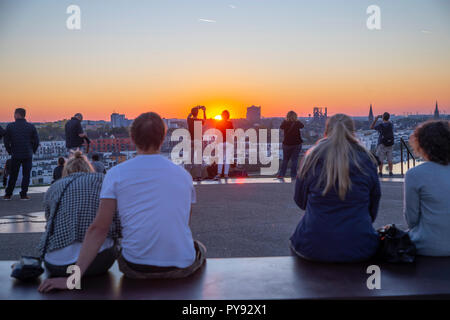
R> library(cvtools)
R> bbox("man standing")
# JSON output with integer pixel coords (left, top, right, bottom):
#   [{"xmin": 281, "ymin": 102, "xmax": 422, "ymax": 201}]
[
  {"xmin": 187, "ymin": 106, "xmax": 206, "ymax": 181},
  {"xmin": 3, "ymin": 108, "xmax": 40, "ymax": 200},
  {"xmin": 65, "ymin": 113, "xmax": 87, "ymax": 153},
  {"xmin": 371, "ymin": 112, "xmax": 394, "ymax": 177}
]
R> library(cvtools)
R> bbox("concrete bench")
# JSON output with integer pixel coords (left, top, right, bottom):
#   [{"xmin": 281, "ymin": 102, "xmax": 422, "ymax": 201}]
[{"xmin": 1, "ymin": 256, "xmax": 450, "ymax": 300}]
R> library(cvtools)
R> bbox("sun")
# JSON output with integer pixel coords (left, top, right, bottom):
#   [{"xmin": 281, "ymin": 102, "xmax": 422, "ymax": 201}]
[{"xmin": 214, "ymin": 115, "xmax": 222, "ymax": 120}]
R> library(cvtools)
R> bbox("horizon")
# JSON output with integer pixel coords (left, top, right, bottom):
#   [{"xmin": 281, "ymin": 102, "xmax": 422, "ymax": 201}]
[{"xmin": 1, "ymin": 0, "xmax": 449, "ymax": 122}]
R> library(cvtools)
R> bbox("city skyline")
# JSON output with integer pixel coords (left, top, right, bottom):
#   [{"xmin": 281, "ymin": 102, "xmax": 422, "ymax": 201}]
[{"xmin": 1, "ymin": 0, "xmax": 450, "ymax": 122}]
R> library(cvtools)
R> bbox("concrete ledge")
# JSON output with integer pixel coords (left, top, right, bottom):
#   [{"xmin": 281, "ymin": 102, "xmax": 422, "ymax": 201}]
[{"xmin": 2, "ymin": 256, "xmax": 450, "ymax": 300}]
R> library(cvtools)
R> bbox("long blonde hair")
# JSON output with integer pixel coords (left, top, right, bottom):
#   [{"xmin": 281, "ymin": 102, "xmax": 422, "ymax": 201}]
[
  {"xmin": 298, "ymin": 114, "xmax": 375, "ymax": 200},
  {"xmin": 62, "ymin": 151, "xmax": 94, "ymax": 177}
]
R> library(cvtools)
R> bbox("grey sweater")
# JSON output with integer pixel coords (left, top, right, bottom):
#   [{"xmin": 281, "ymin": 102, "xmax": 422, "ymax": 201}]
[{"xmin": 404, "ymin": 161, "xmax": 450, "ymax": 256}]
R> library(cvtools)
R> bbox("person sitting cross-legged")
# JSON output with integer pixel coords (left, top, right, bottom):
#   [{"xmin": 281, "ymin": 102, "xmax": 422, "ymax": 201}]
[
  {"xmin": 38, "ymin": 112, "xmax": 206, "ymax": 293},
  {"xmin": 290, "ymin": 114, "xmax": 381, "ymax": 263}
]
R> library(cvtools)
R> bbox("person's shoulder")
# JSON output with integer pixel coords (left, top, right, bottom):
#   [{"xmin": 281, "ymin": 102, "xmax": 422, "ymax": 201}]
[
  {"xmin": 405, "ymin": 162, "xmax": 431, "ymax": 180},
  {"xmin": 165, "ymin": 158, "xmax": 193, "ymax": 181}
]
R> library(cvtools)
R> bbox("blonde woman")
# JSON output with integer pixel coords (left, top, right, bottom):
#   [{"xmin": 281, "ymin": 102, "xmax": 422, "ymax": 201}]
[
  {"xmin": 290, "ymin": 114, "xmax": 380, "ymax": 262},
  {"xmin": 39, "ymin": 151, "xmax": 121, "ymax": 277},
  {"xmin": 278, "ymin": 111, "xmax": 304, "ymax": 179}
]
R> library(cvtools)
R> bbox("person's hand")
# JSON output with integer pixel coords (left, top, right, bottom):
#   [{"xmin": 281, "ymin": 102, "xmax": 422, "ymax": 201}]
[{"xmin": 38, "ymin": 277, "xmax": 69, "ymax": 293}]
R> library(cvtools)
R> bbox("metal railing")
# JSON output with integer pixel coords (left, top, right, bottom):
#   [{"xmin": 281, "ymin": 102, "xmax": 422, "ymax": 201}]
[{"xmin": 400, "ymin": 138, "xmax": 416, "ymax": 176}]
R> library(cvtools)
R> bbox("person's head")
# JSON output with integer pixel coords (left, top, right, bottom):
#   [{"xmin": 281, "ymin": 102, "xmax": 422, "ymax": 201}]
[
  {"xmin": 57, "ymin": 157, "xmax": 65, "ymax": 166},
  {"xmin": 92, "ymin": 153, "xmax": 100, "ymax": 162},
  {"xmin": 286, "ymin": 111, "xmax": 298, "ymax": 122},
  {"xmin": 221, "ymin": 110, "xmax": 230, "ymax": 121},
  {"xmin": 382, "ymin": 112, "xmax": 390, "ymax": 121},
  {"xmin": 410, "ymin": 120, "xmax": 450, "ymax": 165},
  {"xmin": 74, "ymin": 113, "xmax": 83, "ymax": 121},
  {"xmin": 62, "ymin": 151, "xmax": 94, "ymax": 177},
  {"xmin": 299, "ymin": 114, "xmax": 375, "ymax": 200},
  {"xmin": 191, "ymin": 107, "xmax": 199, "ymax": 118},
  {"xmin": 14, "ymin": 108, "xmax": 26, "ymax": 120},
  {"xmin": 130, "ymin": 112, "xmax": 167, "ymax": 153}
]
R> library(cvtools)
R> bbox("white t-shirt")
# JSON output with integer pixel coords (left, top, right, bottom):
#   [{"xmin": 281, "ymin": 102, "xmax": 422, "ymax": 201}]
[{"xmin": 100, "ymin": 154, "xmax": 196, "ymax": 268}]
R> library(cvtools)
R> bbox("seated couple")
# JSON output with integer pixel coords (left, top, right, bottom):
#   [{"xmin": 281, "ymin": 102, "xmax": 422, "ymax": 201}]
[
  {"xmin": 290, "ymin": 115, "xmax": 450, "ymax": 262},
  {"xmin": 38, "ymin": 113, "xmax": 206, "ymax": 293}
]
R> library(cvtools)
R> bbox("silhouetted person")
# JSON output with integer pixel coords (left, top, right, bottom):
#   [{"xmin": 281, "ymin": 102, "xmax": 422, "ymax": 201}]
[
  {"xmin": 65, "ymin": 113, "xmax": 87, "ymax": 153},
  {"xmin": 187, "ymin": 106, "xmax": 206, "ymax": 181},
  {"xmin": 3, "ymin": 108, "xmax": 40, "ymax": 200},
  {"xmin": 371, "ymin": 112, "xmax": 394, "ymax": 177},
  {"xmin": 52, "ymin": 157, "xmax": 65, "ymax": 183},
  {"xmin": 278, "ymin": 111, "xmax": 304, "ymax": 179},
  {"xmin": 0, "ymin": 126, "xmax": 5, "ymax": 140},
  {"xmin": 215, "ymin": 110, "xmax": 234, "ymax": 179},
  {"xmin": 91, "ymin": 153, "xmax": 106, "ymax": 174}
]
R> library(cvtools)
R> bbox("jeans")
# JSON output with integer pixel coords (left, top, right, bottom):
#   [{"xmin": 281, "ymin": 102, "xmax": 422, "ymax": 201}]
[
  {"xmin": 279, "ymin": 144, "xmax": 301, "ymax": 178},
  {"xmin": 5, "ymin": 157, "xmax": 33, "ymax": 197}
]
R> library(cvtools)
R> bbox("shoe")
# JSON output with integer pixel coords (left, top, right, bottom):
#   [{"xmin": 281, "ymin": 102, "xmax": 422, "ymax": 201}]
[
  {"xmin": 276, "ymin": 175, "xmax": 284, "ymax": 179},
  {"xmin": 378, "ymin": 172, "xmax": 383, "ymax": 177},
  {"xmin": 20, "ymin": 195, "xmax": 31, "ymax": 201},
  {"xmin": 2, "ymin": 195, "xmax": 12, "ymax": 201},
  {"xmin": 389, "ymin": 172, "xmax": 394, "ymax": 177},
  {"xmin": 214, "ymin": 175, "xmax": 221, "ymax": 180},
  {"xmin": 223, "ymin": 175, "xmax": 229, "ymax": 179}
]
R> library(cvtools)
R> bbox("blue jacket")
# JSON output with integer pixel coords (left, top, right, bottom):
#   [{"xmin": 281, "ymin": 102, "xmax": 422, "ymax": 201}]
[
  {"xmin": 290, "ymin": 149, "xmax": 381, "ymax": 262},
  {"xmin": 4, "ymin": 119, "xmax": 40, "ymax": 159}
]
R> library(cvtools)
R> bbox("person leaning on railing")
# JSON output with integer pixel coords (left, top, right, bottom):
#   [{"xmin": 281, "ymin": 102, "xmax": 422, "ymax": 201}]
[{"xmin": 404, "ymin": 120, "xmax": 450, "ymax": 257}]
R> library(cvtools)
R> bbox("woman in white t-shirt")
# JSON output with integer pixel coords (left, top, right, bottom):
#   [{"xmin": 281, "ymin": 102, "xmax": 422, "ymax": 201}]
[{"xmin": 39, "ymin": 112, "xmax": 206, "ymax": 292}]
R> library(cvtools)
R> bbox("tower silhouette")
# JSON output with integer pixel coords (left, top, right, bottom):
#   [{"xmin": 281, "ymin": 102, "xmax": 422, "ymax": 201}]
[
  {"xmin": 368, "ymin": 104, "xmax": 374, "ymax": 123},
  {"xmin": 434, "ymin": 101, "xmax": 440, "ymax": 119}
]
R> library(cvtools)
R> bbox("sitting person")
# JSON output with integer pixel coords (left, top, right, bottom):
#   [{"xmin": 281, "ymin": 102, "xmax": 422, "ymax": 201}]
[
  {"xmin": 91, "ymin": 153, "xmax": 106, "ymax": 174},
  {"xmin": 290, "ymin": 114, "xmax": 381, "ymax": 262},
  {"xmin": 404, "ymin": 120, "xmax": 450, "ymax": 256},
  {"xmin": 39, "ymin": 112, "xmax": 205, "ymax": 292},
  {"xmin": 52, "ymin": 157, "xmax": 65, "ymax": 183},
  {"xmin": 39, "ymin": 151, "xmax": 121, "ymax": 277}
]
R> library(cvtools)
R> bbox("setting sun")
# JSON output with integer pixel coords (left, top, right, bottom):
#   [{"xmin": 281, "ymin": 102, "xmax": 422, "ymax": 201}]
[{"xmin": 214, "ymin": 115, "xmax": 222, "ymax": 121}]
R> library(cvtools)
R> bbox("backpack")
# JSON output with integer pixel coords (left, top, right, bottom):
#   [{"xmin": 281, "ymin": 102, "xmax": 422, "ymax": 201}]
[{"xmin": 379, "ymin": 122, "xmax": 394, "ymax": 147}]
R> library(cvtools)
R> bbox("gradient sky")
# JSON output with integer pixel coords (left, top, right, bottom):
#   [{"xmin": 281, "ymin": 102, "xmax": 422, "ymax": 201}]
[{"xmin": 0, "ymin": 0, "xmax": 449, "ymax": 122}]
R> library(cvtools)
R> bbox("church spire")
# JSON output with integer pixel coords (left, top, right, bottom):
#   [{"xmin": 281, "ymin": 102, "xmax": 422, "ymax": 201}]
[
  {"xmin": 368, "ymin": 104, "xmax": 374, "ymax": 123},
  {"xmin": 434, "ymin": 101, "xmax": 440, "ymax": 119}
]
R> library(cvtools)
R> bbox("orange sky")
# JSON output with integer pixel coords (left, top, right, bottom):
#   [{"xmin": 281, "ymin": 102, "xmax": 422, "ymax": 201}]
[{"xmin": 0, "ymin": 1, "xmax": 449, "ymax": 122}]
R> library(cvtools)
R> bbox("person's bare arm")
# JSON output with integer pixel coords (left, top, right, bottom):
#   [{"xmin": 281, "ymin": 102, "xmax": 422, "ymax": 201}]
[
  {"xmin": 370, "ymin": 115, "xmax": 381, "ymax": 129},
  {"xmin": 38, "ymin": 199, "xmax": 116, "ymax": 293}
]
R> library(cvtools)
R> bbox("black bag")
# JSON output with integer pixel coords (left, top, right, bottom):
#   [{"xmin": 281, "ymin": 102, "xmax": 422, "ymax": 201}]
[
  {"xmin": 10, "ymin": 175, "xmax": 82, "ymax": 281},
  {"xmin": 380, "ymin": 123, "xmax": 394, "ymax": 147},
  {"xmin": 376, "ymin": 224, "xmax": 416, "ymax": 263}
]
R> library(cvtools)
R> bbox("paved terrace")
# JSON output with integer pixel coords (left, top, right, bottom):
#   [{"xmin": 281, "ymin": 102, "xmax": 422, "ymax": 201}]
[{"xmin": 0, "ymin": 178, "xmax": 405, "ymax": 261}]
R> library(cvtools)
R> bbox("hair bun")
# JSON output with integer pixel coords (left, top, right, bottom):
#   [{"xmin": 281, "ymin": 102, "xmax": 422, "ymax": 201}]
[{"xmin": 73, "ymin": 150, "xmax": 83, "ymax": 158}]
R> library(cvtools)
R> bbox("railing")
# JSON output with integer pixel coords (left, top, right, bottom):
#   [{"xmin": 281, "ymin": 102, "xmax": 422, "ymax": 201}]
[{"xmin": 400, "ymin": 138, "xmax": 416, "ymax": 176}]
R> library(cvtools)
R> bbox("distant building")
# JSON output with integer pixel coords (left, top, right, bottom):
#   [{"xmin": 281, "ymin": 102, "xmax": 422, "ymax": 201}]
[
  {"xmin": 111, "ymin": 113, "xmax": 133, "ymax": 128},
  {"xmin": 90, "ymin": 137, "xmax": 136, "ymax": 153},
  {"xmin": 434, "ymin": 101, "xmax": 440, "ymax": 119},
  {"xmin": 368, "ymin": 104, "xmax": 374, "ymax": 123},
  {"xmin": 246, "ymin": 105, "xmax": 261, "ymax": 124}
]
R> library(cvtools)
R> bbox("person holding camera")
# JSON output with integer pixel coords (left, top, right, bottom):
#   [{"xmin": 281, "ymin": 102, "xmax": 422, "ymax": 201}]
[
  {"xmin": 187, "ymin": 106, "xmax": 206, "ymax": 181},
  {"xmin": 371, "ymin": 112, "xmax": 394, "ymax": 177}
]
